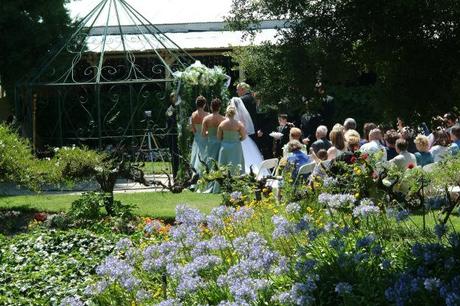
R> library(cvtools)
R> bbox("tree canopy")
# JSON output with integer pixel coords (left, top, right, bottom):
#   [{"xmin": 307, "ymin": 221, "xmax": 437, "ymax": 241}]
[
  {"xmin": 227, "ymin": 0, "xmax": 460, "ymax": 125},
  {"xmin": 0, "ymin": 0, "xmax": 72, "ymax": 107}
]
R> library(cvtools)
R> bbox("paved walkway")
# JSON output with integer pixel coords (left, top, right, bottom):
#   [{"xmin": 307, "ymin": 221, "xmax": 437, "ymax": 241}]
[{"xmin": 0, "ymin": 175, "xmax": 171, "ymax": 196}]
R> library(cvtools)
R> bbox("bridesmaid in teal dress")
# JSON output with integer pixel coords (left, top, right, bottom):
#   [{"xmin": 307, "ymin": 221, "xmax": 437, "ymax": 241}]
[
  {"xmin": 190, "ymin": 96, "xmax": 209, "ymax": 175},
  {"xmin": 217, "ymin": 105, "xmax": 247, "ymax": 176},
  {"xmin": 202, "ymin": 98, "xmax": 225, "ymax": 166},
  {"xmin": 201, "ymin": 98, "xmax": 225, "ymax": 193}
]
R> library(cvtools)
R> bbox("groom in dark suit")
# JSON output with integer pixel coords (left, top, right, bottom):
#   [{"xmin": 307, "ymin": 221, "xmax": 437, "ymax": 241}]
[{"xmin": 237, "ymin": 82, "xmax": 262, "ymax": 141}]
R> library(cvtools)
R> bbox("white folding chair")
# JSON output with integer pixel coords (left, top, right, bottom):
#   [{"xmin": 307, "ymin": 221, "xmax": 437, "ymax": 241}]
[
  {"xmin": 255, "ymin": 158, "xmax": 279, "ymax": 180},
  {"xmin": 294, "ymin": 162, "xmax": 316, "ymax": 185}
]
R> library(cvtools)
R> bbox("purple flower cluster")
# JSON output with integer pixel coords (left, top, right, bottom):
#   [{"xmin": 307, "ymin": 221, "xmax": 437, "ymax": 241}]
[
  {"xmin": 352, "ymin": 199, "xmax": 380, "ymax": 218},
  {"xmin": 424, "ymin": 277, "xmax": 441, "ymax": 291},
  {"xmin": 335, "ymin": 282, "xmax": 353, "ymax": 295},
  {"xmin": 206, "ymin": 206, "xmax": 235, "ymax": 232},
  {"xmin": 230, "ymin": 191, "xmax": 243, "ymax": 201},
  {"xmin": 84, "ymin": 280, "xmax": 108, "ymax": 296},
  {"xmin": 95, "ymin": 255, "xmax": 140, "ymax": 291},
  {"xmin": 285, "ymin": 202, "xmax": 301, "ymax": 214},
  {"xmin": 175, "ymin": 204, "xmax": 204, "ymax": 225},
  {"xmin": 318, "ymin": 193, "xmax": 356, "ymax": 209},
  {"xmin": 232, "ymin": 206, "xmax": 255, "ymax": 223},
  {"xmin": 272, "ymin": 215, "xmax": 298, "ymax": 239},
  {"xmin": 385, "ymin": 273, "xmax": 420, "ymax": 305},
  {"xmin": 274, "ymin": 278, "xmax": 317, "ymax": 305},
  {"xmin": 59, "ymin": 297, "xmax": 84, "ymax": 306},
  {"xmin": 142, "ymin": 241, "xmax": 179, "ymax": 272},
  {"xmin": 356, "ymin": 234, "xmax": 376, "ymax": 249},
  {"xmin": 218, "ymin": 232, "xmax": 278, "ymax": 303},
  {"xmin": 156, "ymin": 298, "xmax": 182, "ymax": 306},
  {"xmin": 114, "ymin": 238, "xmax": 133, "ymax": 252},
  {"xmin": 434, "ymin": 223, "xmax": 448, "ymax": 239}
]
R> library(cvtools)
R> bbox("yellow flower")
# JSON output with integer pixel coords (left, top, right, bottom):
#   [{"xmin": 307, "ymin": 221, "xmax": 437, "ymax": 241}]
[{"xmin": 354, "ymin": 192, "xmax": 360, "ymax": 198}]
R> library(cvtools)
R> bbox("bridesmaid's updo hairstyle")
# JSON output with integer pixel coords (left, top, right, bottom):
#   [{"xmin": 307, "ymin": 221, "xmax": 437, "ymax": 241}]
[
  {"xmin": 196, "ymin": 95, "xmax": 207, "ymax": 108},
  {"xmin": 226, "ymin": 105, "xmax": 236, "ymax": 118},
  {"xmin": 211, "ymin": 98, "xmax": 221, "ymax": 112}
]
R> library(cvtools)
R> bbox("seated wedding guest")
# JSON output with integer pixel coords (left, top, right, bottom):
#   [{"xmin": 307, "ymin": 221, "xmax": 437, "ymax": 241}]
[
  {"xmin": 343, "ymin": 118, "xmax": 357, "ymax": 132},
  {"xmin": 449, "ymin": 124, "xmax": 460, "ymax": 155},
  {"xmin": 327, "ymin": 127, "xmax": 346, "ymax": 160},
  {"xmin": 333, "ymin": 123, "xmax": 345, "ymax": 132},
  {"xmin": 316, "ymin": 149, "xmax": 328, "ymax": 161},
  {"xmin": 286, "ymin": 140, "xmax": 311, "ymax": 178},
  {"xmin": 400, "ymin": 126, "xmax": 417, "ymax": 153},
  {"xmin": 390, "ymin": 138, "xmax": 417, "ymax": 171},
  {"xmin": 282, "ymin": 127, "xmax": 307, "ymax": 157},
  {"xmin": 190, "ymin": 96, "xmax": 209, "ymax": 174},
  {"xmin": 309, "ymin": 148, "xmax": 330, "ymax": 178},
  {"xmin": 430, "ymin": 129, "xmax": 451, "ymax": 162},
  {"xmin": 344, "ymin": 129, "xmax": 361, "ymax": 152},
  {"xmin": 217, "ymin": 105, "xmax": 246, "ymax": 175},
  {"xmin": 310, "ymin": 125, "xmax": 331, "ymax": 154},
  {"xmin": 384, "ymin": 129, "xmax": 400, "ymax": 160},
  {"xmin": 360, "ymin": 122, "xmax": 377, "ymax": 146},
  {"xmin": 444, "ymin": 112, "xmax": 457, "ymax": 133},
  {"xmin": 360, "ymin": 128, "xmax": 387, "ymax": 161},
  {"xmin": 274, "ymin": 114, "xmax": 293, "ymax": 158},
  {"xmin": 414, "ymin": 134, "xmax": 434, "ymax": 167}
]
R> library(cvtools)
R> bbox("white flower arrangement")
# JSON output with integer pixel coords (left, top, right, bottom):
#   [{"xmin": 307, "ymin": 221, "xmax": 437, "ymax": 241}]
[{"xmin": 174, "ymin": 61, "xmax": 227, "ymax": 88}]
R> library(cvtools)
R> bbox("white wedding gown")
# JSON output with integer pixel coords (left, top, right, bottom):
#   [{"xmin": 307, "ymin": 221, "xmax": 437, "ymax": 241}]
[
  {"xmin": 229, "ymin": 97, "xmax": 265, "ymax": 175},
  {"xmin": 241, "ymin": 136, "xmax": 264, "ymax": 174}
]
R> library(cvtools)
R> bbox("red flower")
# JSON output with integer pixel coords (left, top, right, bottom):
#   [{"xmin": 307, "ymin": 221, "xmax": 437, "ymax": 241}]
[
  {"xmin": 361, "ymin": 153, "xmax": 369, "ymax": 160},
  {"xmin": 350, "ymin": 156, "xmax": 357, "ymax": 163},
  {"xmin": 407, "ymin": 163, "xmax": 415, "ymax": 169},
  {"xmin": 34, "ymin": 212, "xmax": 47, "ymax": 222}
]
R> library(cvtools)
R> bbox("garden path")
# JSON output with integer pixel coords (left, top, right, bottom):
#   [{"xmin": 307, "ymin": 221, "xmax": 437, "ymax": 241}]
[{"xmin": 0, "ymin": 174, "xmax": 170, "ymax": 196}]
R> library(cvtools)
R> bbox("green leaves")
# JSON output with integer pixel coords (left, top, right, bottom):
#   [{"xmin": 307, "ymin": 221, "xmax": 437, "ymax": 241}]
[
  {"xmin": 0, "ymin": 229, "xmax": 117, "ymax": 305},
  {"xmin": 227, "ymin": 0, "xmax": 460, "ymax": 122}
]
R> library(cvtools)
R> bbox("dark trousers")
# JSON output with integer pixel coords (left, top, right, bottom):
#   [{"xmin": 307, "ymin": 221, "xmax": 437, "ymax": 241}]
[{"xmin": 168, "ymin": 134, "xmax": 179, "ymax": 179}]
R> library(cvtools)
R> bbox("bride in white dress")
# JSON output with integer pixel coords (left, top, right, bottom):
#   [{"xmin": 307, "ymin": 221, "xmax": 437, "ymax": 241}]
[{"xmin": 229, "ymin": 97, "xmax": 265, "ymax": 174}]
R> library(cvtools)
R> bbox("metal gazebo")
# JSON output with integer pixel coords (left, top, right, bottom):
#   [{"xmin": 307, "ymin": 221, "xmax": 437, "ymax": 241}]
[{"xmin": 15, "ymin": 0, "xmax": 194, "ymax": 153}]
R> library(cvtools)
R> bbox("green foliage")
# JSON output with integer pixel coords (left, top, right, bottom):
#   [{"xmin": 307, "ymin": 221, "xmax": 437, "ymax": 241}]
[
  {"xmin": 228, "ymin": 0, "xmax": 460, "ymax": 123},
  {"xmin": 0, "ymin": 229, "xmax": 118, "ymax": 305},
  {"xmin": 53, "ymin": 146, "xmax": 107, "ymax": 183},
  {"xmin": 0, "ymin": 124, "xmax": 58, "ymax": 190},
  {"xmin": 68, "ymin": 191, "xmax": 135, "ymax": 225},
  {"xmin": 0, "ymin": 0, "xmax": 72, "ymax": 104}
]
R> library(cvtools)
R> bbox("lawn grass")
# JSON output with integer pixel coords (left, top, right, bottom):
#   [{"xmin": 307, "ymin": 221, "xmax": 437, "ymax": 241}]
[
  {"xmin": 411, "ymin": 213, "xmax": 460, "ymax": 231},
  {"xmin": 0, "ymin": 191, "xmax": 220, "ymax": 219},
  {"xmin": 141, "ymin": 162, "xmax": 171, "ymax": 174},
  {"xmin": 1, "ymin": 191, "xmax": 459, "ymax": 230}
]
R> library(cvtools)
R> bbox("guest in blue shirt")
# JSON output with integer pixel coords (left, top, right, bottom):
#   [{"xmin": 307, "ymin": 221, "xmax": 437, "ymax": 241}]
[
  {"xmin": 286, "ymin": 140, "xmax": 311, "ymax": 178},
  {"xmin": 414, "ymin": 134, "xmax": 434, "ymax": 167},
  {"xmin": 449, "ymin": 125, "xmax": 460, "ymax": 155}
]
